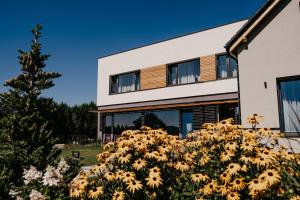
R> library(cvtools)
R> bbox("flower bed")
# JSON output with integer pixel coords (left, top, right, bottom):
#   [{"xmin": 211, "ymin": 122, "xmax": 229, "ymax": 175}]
[{"xmin": 69, "ymin": 116, "xmax": 300, "ymax": 200}]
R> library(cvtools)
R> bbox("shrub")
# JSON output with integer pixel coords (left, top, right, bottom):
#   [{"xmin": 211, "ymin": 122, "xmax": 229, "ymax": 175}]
[
  {"xmin": 10, "ymin": 157, "xmax": 81, "ymax": 200},
  {"xmin": 70, "ymin": 116, "xmax": 300, "ymax": 200}
]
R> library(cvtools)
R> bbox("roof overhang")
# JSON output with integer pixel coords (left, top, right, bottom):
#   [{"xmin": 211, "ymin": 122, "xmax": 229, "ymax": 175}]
[{"xmin": 226, "ymin": 0, "xmax": 283, "ymax": 54}]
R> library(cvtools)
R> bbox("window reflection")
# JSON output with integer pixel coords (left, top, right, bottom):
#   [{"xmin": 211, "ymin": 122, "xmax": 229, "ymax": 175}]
[
  {"xmin": 145, "ymin": 110, "xmax": 179, "ymax": 134},
  {"xmin": 114, "ymin": 112, "xmax": 142, "ymax": 135}
]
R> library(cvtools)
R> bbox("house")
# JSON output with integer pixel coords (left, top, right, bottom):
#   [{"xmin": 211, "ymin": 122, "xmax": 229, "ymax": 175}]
[
  {"xmin": 226, "ymin": 0, "xmax": 300, "ymax": 150},
  {"xmin": 97, "ymin": 20, "xmax": 246, "ymax": 142}
]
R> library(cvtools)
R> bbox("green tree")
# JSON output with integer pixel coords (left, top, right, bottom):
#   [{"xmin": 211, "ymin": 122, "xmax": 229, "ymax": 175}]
[{"xmin": 0, "ymin": 24, "xmax": 61, "ymax": 198}]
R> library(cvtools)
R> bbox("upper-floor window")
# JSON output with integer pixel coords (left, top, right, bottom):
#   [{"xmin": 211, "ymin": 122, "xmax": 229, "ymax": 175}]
[
  {"xmin": 217, "ymin": 54, "xmax": 237, "ymax": 79},
  {"xmin": 110, "ymin": 71, "xmax": 140, "ymax": 94},
  {"xmin": 168, "ymin": 59, "xmax": 200, "ymax": 86}
]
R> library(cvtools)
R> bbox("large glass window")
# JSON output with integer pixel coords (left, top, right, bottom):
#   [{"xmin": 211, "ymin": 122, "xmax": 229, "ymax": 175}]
[
  {"xmin": 113, "ymin": 112, "xmax": 142, "ymax": 135},
  {"xmin": 145, "ymin": 110, "xmax": 179, "ymax": 134},
  {"xmin": 110, "ymin": 71, "xmax": 140, "ymax": 94},
  {"xmin": 168, "ymin": 59, "xmax": 200, "ymax": 85},
  {"xmin": 279, "ymin": 78, "xmax": 300, "ymax": 133},
  {"xmin": 217, "ymin": 54, "xmax": 237, "ymax": 79}
]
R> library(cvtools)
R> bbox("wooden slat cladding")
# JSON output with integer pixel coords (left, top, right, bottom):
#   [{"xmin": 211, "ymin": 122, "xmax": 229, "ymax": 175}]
[
  {"xmin": 140, "ymin": 65, "xmax": 167, "ymax": 90},
  {"xmin": 200, "ymin": 55, "xmax": 217, "ymax": 81}
]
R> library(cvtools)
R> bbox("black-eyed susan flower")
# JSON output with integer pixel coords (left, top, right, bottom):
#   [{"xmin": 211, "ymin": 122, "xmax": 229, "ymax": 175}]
[
  {"xmin": 240, "ymin": 141, "xmax": 256, "ymax": 152},
  {"xmin": 104, "ymin": 172, "xmax": 116, "ymax": 181},
  {"xmin": 174, "ymin": 161, "xmax": 190, "ymax": 172},
  {"xmin": 231, "ymin": 178, "xmax": 246, "ymax": 191},
  {"xmin": 145, "ymin": 151, "xmax": 159, "ymax": 159},
  {"xmin": 70, "ymin": 187, "xmax": 82, "ymax": 198},
  {"xmin": 248, "ymin": 179, "xmax": 266, "ymax": 193},
  {"xmin": 220, "ymin": 171, "xmax": 231, "ymax": 183},
  {"xmin": 226, "ymin": 163, "xmax": 241, "ymax": 175},
  {"xmin": 220, "ymin": 151, "xmax": 234, "ymax": 162},
  {"xmin": 132, "ymin": 158, "xmax": 147, "ymax": 171},
  {"xmin": 226, "ymin": 192, "xmax": 240, "ymax": 200},
  {"xmin": 191, "ymin": 173, "xmax": 209, "ymax": 183},
  {"xmin": 200, "ymin": 155, "xmax": 210, "ymax": 166},
  {"xmin": 122, "ymin": 171, "xmax": 136, "ymax": 183},
  {"xmin": 126, "ymin": 180, "xmax": 143, "ymax": 193},
  {"xmin": 156, "ymin": 152, "xmax": 168, "ymax": 162},
  {"xmin": 88, "ymin": 186, "xmax": 104, "ymax": 199},
  {"xmin": 149, "ymin": 166, "xmax": 161, "ymax": 175},
  {"xmin": 260, "ymin": 169, "xmax": 280, "ymax": 185},
  {"xmin": 118, "ymin": 154, "xmax": 132, "ymax": 164},
  {"xmin": 112, "ymin": 191, "xmax": 125, "ymax": 200},
  {"xmin": 145, "ymin": 175, "xmax": 163, "ymax": 188},
  {"xmin": 200, "ymin": 180, "xmax": 218, "ymax": 196}
]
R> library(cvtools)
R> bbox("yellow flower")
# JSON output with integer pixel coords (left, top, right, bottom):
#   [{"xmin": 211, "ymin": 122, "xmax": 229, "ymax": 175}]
[
  {"xmin": 260, "ymin": 169, "xmax": 280, "ymax": 185},
  {"xmin": 218, "ymin": 185, "xmax": 230, "ymax": 196},
  {"xmin": 156, "ymin": 152, "xmax": 168, "ymax": 162},
  {"xmin": 158, "ymin": 145, "xmax": 171, "ymax": 153},
  {"xmin": 200, "ymin": 155, "xmax": 210, "ymax": 166},
  {"xmin": 134, "ymin": 142, "xmax": 147, "ymax": 152},
  {"xmin": 88, "ymin": 186, "xmax": 104, "ymax": 199},
  {"xmin": 248, "ymin": 179, "xmax": 266, "ymax": 193},
  {"xmin": 220, "ymin": 151, "xmax": 234, "ymax": 162},
  {"xmin": 247, "ymin": 114, "xmax": 263, "ymax": 125},
  {"xmin": 258, "ymin": 128, "xmax": 272, "ymax": 136},
  {"xmin": 145, "ymin": 174, "xmax": 163, "ymax": 188},
  {"xmin": 70, "ymin": 187, "xmax": 83, "ymax": 198},
  {"xmin": 200, "ymin": 180, "xmax": 218, "ymax": 196},
  {"xmin": 145, "ymin": 151, "xmax": 159, "ymax": 159},
  {"xmin": 220, "ymin": 172, "xmax": 231, "ymax": 183},
  {"xmin": 253, "ymin": 156, "xmax": 273, "ymax": 167},
  {"xmin": 112, "ymin": 191, "xmax": 125, "ymax": 200},
  {"xmin": 132, "ymin": 158, "xmax": 147, "ymax": 171},
  {"xmin": 126, "ymin": 180, "xmax": 143, "ymax": 193},
  {"xmin": 226, "ymin": 192, "xmax": 240, "ymax": 200},
  {"xmin": 231, "ymin": 178, "xmax": 246, "ymax": 191},
  {"xmin": 122, "ymin": 171, "xmax": 136, "ymax": 183},
  {"xmin": 149, "ymin": 166, "xmax": 161, "ymax": 175},
  {"xmin": 290, "ymin": 196, "xmax": 300, "ymax": 200},
  {"xmin": 226, "ymin": 163, "xmax": 241, "ymax": 175},
  {"xmin": 191, "ymin": 173, "xmax": 209, "ymax": 183},
  {"xmin": 118, "ymin": 154, "xmax": 132, "ymax": 164},
  {"xmin": 240, "ymin": 141, "xmax": 256, "ymax": 152},
  {"xmin": 104, "ymin": 172, "xmax": 116, "ymax": 181},
  {"xmin": 225, "ymin": 142, "xmax": 238, "ymax": 152},
  {"xmin": 115, "ymin": 169, "xmax": 125, "ymax": 180},
  {"xmin": 174, "ymin": 161, "xmax": 190, "ymax": 172},
  {"xmin": 240, "ymin": 154, "xmax": 252, "ymax": 163}
]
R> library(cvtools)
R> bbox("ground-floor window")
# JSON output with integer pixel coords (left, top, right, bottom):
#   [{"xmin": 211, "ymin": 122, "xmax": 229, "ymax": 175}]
[
  {"xmin": 278, "ymin": 77, "xmax": 300, "ymax": 134},
  {"xmin": 100, "ymin": 102, "xmax": 239, "ymax": 141}
]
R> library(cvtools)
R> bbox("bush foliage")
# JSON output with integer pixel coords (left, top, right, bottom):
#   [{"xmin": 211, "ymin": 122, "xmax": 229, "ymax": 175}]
[{"xmin": 70, "ymin": 115, "xmax": 300, "ymax": 200}]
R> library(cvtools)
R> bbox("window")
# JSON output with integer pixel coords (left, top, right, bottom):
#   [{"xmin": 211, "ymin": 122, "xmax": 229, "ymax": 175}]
[
  {"xmin": 278, "ymin": 78, "xmax": 300, "ymax": 134},
  {"xmin": 113, "ymin": 112, "xmax": 142, "ymax": 135},
  {"xmin": 217, "ymin": 54, "xmax": 237, "ymax": 79},
  {"xmin": 168, "ymin": 59, "xmax": 200, "ymax": 85},
  {"xmin": 145, "ymin": 110, "xmax": 179, "ymax": 134},
  {"xmin": 110, "ymin": 71, "xmax": 140, "ymax": 94}
]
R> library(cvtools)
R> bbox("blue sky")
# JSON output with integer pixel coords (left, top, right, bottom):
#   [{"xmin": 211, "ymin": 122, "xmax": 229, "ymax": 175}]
[{"xmin": 0, "ymin": 0, "xmax": 266, "ymax": 105}]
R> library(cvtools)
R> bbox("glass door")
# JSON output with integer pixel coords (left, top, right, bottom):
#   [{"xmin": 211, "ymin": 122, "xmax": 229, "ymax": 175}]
[{"xmin": 181, "ymin": 111, "xmax": 193, "ymax": 138}]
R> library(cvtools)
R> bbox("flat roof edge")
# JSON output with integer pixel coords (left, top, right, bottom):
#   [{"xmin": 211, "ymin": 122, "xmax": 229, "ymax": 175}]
[{"xmin": 98, "ymin": 18, "xmax": 248, "ymax": 60}]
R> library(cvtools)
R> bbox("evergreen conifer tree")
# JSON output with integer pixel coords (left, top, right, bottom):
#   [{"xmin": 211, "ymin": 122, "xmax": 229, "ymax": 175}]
[{"xmin": 0, "ymin": 25, "xmax": 61, "ymax": 198}]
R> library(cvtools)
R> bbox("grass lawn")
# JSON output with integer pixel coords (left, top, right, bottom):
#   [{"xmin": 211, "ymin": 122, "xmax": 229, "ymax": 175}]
[{"xmin": 61, "ymin": 144, "xmax": 102, "ymax": 166}]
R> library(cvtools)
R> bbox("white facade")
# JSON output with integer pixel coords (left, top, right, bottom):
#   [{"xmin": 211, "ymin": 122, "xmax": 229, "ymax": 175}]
[
  {"xmin": 97, "ymin": 20, "xmax": 246, "ymax": 107},
  {"xmin": 237, "ymin": 0, "xmax": 300, "ymax": 129}
]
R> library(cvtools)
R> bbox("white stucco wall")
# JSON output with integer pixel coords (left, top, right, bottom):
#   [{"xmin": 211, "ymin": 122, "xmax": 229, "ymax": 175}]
[
  {"xmin": 97, "ymin": 20, "xmax": 246, "ymax": 106},
  {"xmin": 238, "ymin": 0, "xmax": 300, "ymax": 128}
]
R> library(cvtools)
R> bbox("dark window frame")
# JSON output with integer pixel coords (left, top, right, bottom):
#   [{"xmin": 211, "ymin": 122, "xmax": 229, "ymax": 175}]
[
  {"xmin": 276, "ymin": 75, "xmax": 300, "ymax": 136},
  {"xmin": 167, "ymin": 58, "xmax": 200, "ymax": 86},
  {"xmin": 109, "ymin": 70, "xmax": 140, "ymax": 95},
  {"xmin": 216, "ymin": 53, "xmax": 238, "ymax": 79}
]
